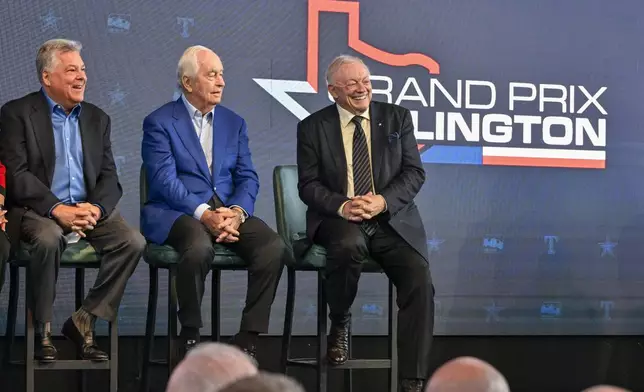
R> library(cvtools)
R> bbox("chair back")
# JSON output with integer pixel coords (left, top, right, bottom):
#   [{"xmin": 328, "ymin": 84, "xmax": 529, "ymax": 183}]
[{"xmin": 272, "ymin": 165, "xmax": 307, "ymax": 243}]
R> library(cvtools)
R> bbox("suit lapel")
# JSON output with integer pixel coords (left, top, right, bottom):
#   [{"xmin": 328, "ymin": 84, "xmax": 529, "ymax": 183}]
[
  {"xmin": 29, "ymin": 95, "xmax": 56, "ymax": 184},
  {"xmin": 321, "ymin": 106, "xmax": 348, "ymax": 194},
  {"xmin": 369, "ymin": 102, "xmax": 385, "ymax": 189},
  {"xmin": 78, "ymin": 108, "xmax": 97, "ymax": 184},
  {"xmin": 211, "ymin": 105, "xmax": 228, "ymax": 183},
  {"xmin": 172, "ymin": 99, "xmax": 211, "ymax": 180}
]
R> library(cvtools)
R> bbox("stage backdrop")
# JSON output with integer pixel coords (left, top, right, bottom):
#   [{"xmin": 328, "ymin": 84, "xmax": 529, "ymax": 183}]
[{"xmin": 0, "ymin": 0, "xmax": 643, "ymax": 336}]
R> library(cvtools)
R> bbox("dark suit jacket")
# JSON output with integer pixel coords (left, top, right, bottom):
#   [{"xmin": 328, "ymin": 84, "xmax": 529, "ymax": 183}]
[
  {"xmin": 296, "ymin": 101, "xmax": 429, "ymax": 262},
  {"xmin": 0, "ymin": 91, "xmax": 122, "ymax": 246}
]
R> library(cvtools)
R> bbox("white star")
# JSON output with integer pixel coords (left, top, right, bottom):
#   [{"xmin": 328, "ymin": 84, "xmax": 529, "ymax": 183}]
[
  {"xmin": 108, "ymin": 84, "xmax": 127, "ymax": 105},
  {"xmin": 598, "ymin": 236, "xmax": 617, "ymax": 257},
  {"xmin": 41, "ymin": 10, "xmax": 62, "ymax": 31},
  {"xmin": 427, "ymin": 232, "xmax": 445, "ymax": 252},
  {"xmin": 484, "ymin": 301, "xmax": 504, "ymax": 322}
]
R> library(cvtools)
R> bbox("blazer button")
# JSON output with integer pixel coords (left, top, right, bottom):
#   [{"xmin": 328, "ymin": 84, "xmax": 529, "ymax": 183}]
[{"xmin": 213, "ymin": 187, "xmax": 217, "ymax": 191}]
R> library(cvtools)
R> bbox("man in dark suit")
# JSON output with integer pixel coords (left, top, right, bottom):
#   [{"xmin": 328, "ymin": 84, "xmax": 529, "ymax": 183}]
[
  {"xmin": 0, "ymin": 39, "xmax": 144, "ymax": 362},
  {"xmin": 141, "ymin": 46, "xmax": 290, "ymax": 360},
  {"xmin": 0, "ymin": 160, "xmax": 9, "ymax": 294},
  {"xmin": 296, "ymin": 55, "xmax": 434, "ymax": 392}
]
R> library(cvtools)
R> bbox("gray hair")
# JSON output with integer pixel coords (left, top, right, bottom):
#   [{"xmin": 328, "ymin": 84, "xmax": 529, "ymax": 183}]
[
  {"xmin": 219, "ymin": 372, "xmax": 305, "ymax": 392},
  {"xmin": 325, "ymin": 54, "xmax": 370, "ymax": 86},
  {"xmin": 177, "ymin": 45, "xmax": 212, "ymax": 90},
  {"xmin": 36, "ymin": 39, "xmax": 82, "ymax": 83},
  {"xmin": 426, "ymin": 357, "xmax": 510, "ymax": 392},
  {"xmin": 582, "ymin": 386, "xmax": 631, "ymax": 392},
  {"xmin": 166, "ymin": 342, "xmax": 258, "ymax": 392}
]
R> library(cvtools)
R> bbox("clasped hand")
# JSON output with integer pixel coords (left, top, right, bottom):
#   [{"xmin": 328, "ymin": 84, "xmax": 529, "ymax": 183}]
[
  {"xmin": 51, "ymin": 203, "xmax": 102, "ymax": 237},
  {"xmin": 201, "ymin": 207, "xmax": 243, "ymax": 243},
  {"xmin": 341, "ymin": 192, "xmax": 386, "ymax": 222},
  {"xmin": 0, "ymin": 209, "xmax": 7, "ymax": 232}
]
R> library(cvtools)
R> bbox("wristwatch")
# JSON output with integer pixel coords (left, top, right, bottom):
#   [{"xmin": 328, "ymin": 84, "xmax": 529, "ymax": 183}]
[{"xmin": 237, "ymin": 209, "xmax": 246, "ymax": 224}]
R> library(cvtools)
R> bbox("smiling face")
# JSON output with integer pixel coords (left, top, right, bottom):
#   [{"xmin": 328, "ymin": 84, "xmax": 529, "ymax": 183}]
[
  {"xmin": 328, "ymin": 61, "xmax": 372, "ymax": 115},
  {"xmin": 41, "ymin": 50, "xmax": 86, "ymax": 112},
  {"xmin": 182, "ymin": 49, "xmax": 225, "ymax": 114}
]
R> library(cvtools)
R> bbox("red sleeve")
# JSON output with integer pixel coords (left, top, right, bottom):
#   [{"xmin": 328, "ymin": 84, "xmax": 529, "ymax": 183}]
[{"xmin": 0, "ymin": 160, "xmax": 6, "ymax": 196}]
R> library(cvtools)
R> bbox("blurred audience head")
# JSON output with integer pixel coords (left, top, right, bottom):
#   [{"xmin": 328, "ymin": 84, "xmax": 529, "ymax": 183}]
[
  {"xmin": 166, "ymin": 342, "xmax": 258, "ymax": 392},
  {"xmin": 218, "ymin": 372, "xmax": 305, "ymax": 392},
  {"xmin": 425, "ymin": 356, "xmax": 509, "ymax": 392},
  {"xmin": 582, "ymin": 386, "xmax": 631, "ymax": 392}
]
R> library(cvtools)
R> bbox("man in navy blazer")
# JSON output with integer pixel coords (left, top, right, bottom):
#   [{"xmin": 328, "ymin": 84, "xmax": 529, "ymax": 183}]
[{"xmin": 141, "ymin": 46, "xmax": 289, "ymax": 360}]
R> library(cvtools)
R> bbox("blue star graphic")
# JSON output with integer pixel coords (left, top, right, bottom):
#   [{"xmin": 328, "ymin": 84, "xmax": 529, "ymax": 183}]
[{"xmin": 41, "ymin": 10, "xmax": 62, "ymax": 31}]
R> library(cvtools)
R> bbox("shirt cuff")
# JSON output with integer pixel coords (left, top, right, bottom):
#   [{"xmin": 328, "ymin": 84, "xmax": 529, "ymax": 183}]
[
  {"xmin": 229, "ymin": 205, "xmax": 248, "ymax": 218},
  {"xmin": 338, "ymin": 200, "xmax": 350, "ymax": 217},
  {"xmin": 48, "ymin": 202, "xmax": 64, "ymax": 218},
  {"xmin": 194, "ymin": 203, "xmax": 211, "ymax": 220},
  {"xmin": 92, "ymin": 203, "xmax": 106, "ymax": 218}
]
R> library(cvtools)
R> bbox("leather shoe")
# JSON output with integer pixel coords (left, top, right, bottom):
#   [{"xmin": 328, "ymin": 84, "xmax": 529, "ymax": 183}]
[
  {"xmin": 61, "ymin": 317, "xmax": 108, "ymax": 361},
  {"xmin": 401, "ymin": 379, "xmax": 423, "ymax": 392},
  {"xmin": 327, "ymin": 322, "xmax": 349, "ymax": 365},
  {"xmin": 35, "ymin": 333, "xmax": 58, "ymax": 362}
]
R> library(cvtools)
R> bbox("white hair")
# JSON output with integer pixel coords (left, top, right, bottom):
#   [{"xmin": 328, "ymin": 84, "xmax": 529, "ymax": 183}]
[
  {"xmin": 325, "ymin": 54, "xmax": 370, "ymax": 86},
  {"xmin": 219, "ymin": 372, "xmax": 305, "ymax": 392},
  {"xmin": 166, "ymin": 342, "xmax": 258, "ymax": 392},
  {"xmin": 177, "ymin": 45, "xmax": 212, "ymax": 91},
  {"xmin": 582, "ymin": 386, "xmax": 632, "ymax": 392},
  {"xmin": 426, "ymin": 357, "xmax": 510, "ymax": 392},
  {"xmin": 36, "ymin": 39, "xmax": 82, "ymax": 83}
]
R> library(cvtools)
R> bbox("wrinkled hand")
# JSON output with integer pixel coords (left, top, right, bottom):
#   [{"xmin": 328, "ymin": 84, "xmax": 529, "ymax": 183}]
[
  {"xmin": 214, "ymin": 207, "xmax": 242, "ymax": 243},
  {"xmin": 76, "ymin": 202, "xmax": 102, "ymax": 221},
  {"xmin": 51, "ymin": 205, "xmax": 97, "ymax": 237},
  {"xmin": 200, "ymin": 208, "xmax": 240, "ymax": 243},
  {"xmin": 350, "ymin": 192, "xmax": 386, "ymax": 220},
  {"xmin": 341, "ymin": 199, "xmax": 367, "ymax": 222},
  {"xmin": 0, "ymin": 209, "xmax": 7, "ymax": 232}
]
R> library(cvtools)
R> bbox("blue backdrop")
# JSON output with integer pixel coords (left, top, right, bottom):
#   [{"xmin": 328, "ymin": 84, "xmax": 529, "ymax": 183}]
[{"xmin": 0, "ymin": 0, "xmax": 642, "ymax": 336}]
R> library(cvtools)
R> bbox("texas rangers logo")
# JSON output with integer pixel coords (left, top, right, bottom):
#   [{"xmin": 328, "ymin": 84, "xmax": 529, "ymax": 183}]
[{"xmin": 255, "ymin": 0, "xmax": 607, "ymax": 169}]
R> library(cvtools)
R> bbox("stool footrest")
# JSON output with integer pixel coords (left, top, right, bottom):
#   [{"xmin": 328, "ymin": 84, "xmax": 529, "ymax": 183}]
[{"xmin": 286, "ymin": 358, "xmax": 392, "ymax": 369}]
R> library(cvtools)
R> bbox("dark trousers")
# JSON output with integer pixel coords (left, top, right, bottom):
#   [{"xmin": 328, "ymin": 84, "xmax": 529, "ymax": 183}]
[
  {"xmin": 21, "ymin": 209, "xmax": 145, "ymax": 323},
  {"xmin": 0, "ymin": 230, "xmax": 9, "ymax": 294},
  {"xmin": 165, "ymin": 200, "xmax": 288, "ymax": 333},
  {"xmin": 314, "ymin": 217, "xmax": 434, "ymax": 379}
]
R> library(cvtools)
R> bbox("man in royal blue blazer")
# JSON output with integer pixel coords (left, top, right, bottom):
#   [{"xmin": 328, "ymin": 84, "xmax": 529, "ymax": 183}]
[{"xmin": 141, "ymin": 46, "xmax": 289, "ymax": 360}]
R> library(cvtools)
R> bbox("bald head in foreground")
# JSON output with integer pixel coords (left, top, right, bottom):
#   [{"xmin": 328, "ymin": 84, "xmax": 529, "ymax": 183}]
[
  {"xmin": 219, "ymin": 372, "xmax": 305, "ymax": 392},
  {"xmin": 425, "ymin": 357, "xmax": 510, "ymax": 392},
  {"xmin": 166, "ymin": 342, "xmax": 258, "ymax": 392},
  {"xmin": 582, "ymin": 386, "xmax": 631, "ymax": 392}
]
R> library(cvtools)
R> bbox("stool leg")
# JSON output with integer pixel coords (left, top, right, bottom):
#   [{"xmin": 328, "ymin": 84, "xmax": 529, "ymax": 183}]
[
  {"xmin": 316, "ymin": 270, "xmax": 327, "ymax": 392},
  {"xmin": 75, "ymin": 268, "xmax": 86, "ymax": 392},
  {"xmin": 109, "ymin": 318, "xmax": 118, "ymax": 392},
  {"xmin": 140, "ymin": 265, "xmax": 158, "ymax": 392},
  {"xmin": 3, "ymin": 265, "xmax": 19, "ymax": 367},
  {"xmin": 280, "ymin": 267, "xmax": 296, "ymax": 373},
  {"xmin": 168, "ymin": 268, "xmax": 178, "ymax": 373},
  {"xmin": 25, "ymin": 268, "xmax": 35, "ymax": 392},
  {"xmin": 211, "ymin": 269, "xmax": 221, "ymax": 342},
  {"xmin": 388, "ymin": 280, "xmax": 398, "ymax": 392}
]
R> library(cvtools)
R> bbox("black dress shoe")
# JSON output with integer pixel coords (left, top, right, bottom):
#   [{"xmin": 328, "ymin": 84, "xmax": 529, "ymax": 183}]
[
  {"xmin": 327, "ymin": 323, "xmax": 349, "ymax": 365},
  {"xmin": 400, "ymin": 379, "xmax": 423, "ymax": 392},
  {"xmin": 228, "ymin": 334, "xmax": 258, "ymax": 365},
  {"xmin": 61, "ymin": 317, "xmax": 108, "ymax": 361},
  {"xmin": 35, "ymin": 333, "xmax": 58, "ymax": 362}
]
